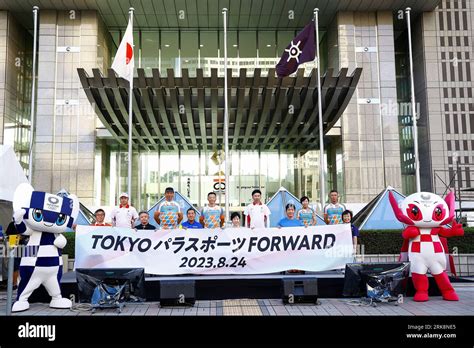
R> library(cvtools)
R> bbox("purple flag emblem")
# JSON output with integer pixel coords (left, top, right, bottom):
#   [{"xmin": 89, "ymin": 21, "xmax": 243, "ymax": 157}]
[{"xmin": 276, "ymin": 21, "xmax": 316, "ymax": 77}]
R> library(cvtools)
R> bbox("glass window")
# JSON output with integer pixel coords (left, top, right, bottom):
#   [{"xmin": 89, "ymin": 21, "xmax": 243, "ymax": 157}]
[
  {"xmin": 237, "ymin": 151, "xmax": 260, "ymax": 204},
  {"xmin": 228, "ymin": 150, "xmax": 240, "ymax": 206},
  {"xmin": 280, "ymin": 153, "xmax": 295, "ymax": 195},
  {"xmin": 181, "ymin": 31, "xmax": 198, "ymax": 58},
  {"xmin": 103, "ymin": 149, "xmax": 338, "ymax": 210},
  {"xmin": 217, "ymin": 30, "xmax": 238, "ymax": 76},
  {"xmin": 180, "ymin": 152, "xmax": 200, "ymax": 204},
  {"xmin": 110, "ymin": 151, "xmax": 117, "ymax": 204},
  {"xmin": 200, "ymin": 31, "xmax": 218, "ymax": 58},
  {"xmin": 218, "ymin": 31, "xmax": 238, "ymax": 57},
  {"xmin": 261, "ymin": 152, "xmax": 280, "ymax": 201},
  {"xmin": 161, "ymin": 31, "xmax": 179, "ymax": 75},
  {"xmin": 258, "ymin": 31, "xmax": 276, "ymax": 58},
  {"xmin": 160, "ymin": 152, "xmax": 180, "ymax": 194},
  {"xmin": 301, "ymin": 150, "xmax": 320, "ymax": 203},
  {"xmin": 277, "ymin": 31, "xmax": 296, "ymax": 56},
  {"xmin": 140, "ymin": 152, "xmax": 160, "ymax": 209},
  {"xmin": 141, "ymin": 31, "xmax": 159, "ymax": 69},
  {"xmin": 240, "ymin": 151, "xmax": 259, "ymax": 175},
  {"xmin": 181, "ymin": 31, "xmax": 199, "ymax": 76},
  {"xmin": 94, "ymin": 146, "xmax": 102, "ymax": 206},
  {"xmin": 116, "ymin": 151, "xmax": 130, "ymax": 200},
  {"xmin": 239, "ymin": 31, "xmax": 257, "ymax": 58},
  {"xmin": 110, "ymin": 30, "xmax": 120, "ymax": 57},
  {"xmin": 134, "ymin": 31, "xmax": 139, "ymax": 69}
]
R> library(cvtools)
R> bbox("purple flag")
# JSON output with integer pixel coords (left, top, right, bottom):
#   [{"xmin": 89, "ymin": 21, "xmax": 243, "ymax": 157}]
[{"xmin": 276, "ymin": 21, "xmax": 316, "ymax": 77}]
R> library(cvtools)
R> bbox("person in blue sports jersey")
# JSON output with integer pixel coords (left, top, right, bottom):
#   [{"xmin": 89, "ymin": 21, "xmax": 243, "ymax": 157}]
[
  {"xmin": 154, "ymin": 187, "xmax": 183, "ymax": 230},
  {"xmin": 297, "ymin": 196, "xmax": 317, "ymax": 226},
  {"xmin": 278, "ymin": 203, "xmax": 305, "ymax": 228},
  {"xmin": 278, "ymin": 203, "xmax": 305, "ymax": 274},
  {"xmin": 324, "ymin": 190, "xmax": 346, "ymax": 225},
  {"xmin": 200, "ymin": 192, "xmax": 225, "ymax": 229},
  {"xmin": 181, "ymin": 208, "xmax": 203, "ymax": 229}
]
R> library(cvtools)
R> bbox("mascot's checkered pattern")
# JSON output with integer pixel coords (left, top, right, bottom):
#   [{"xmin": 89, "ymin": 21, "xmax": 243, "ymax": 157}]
[
  {"xmin": 389, "ymin": 191, "xmax": 464, "ymax": 302},
  {"xmin": 10, "ymin": 183, "xmax": 79, "ymax": 312}
]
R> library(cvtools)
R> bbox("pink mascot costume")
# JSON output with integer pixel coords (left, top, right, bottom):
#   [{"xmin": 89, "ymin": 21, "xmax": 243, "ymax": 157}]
[{"xmin": 388, "ymin": 191, "xmax": 463, "ymax": 302}]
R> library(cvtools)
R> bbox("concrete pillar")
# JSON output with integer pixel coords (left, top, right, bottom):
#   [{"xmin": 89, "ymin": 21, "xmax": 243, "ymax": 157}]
[
  {"xmin": 0, "ymin": 11, "xmax": 32, "ymax": 169},
  {"xmin": 99, "ymin": 139, "xmax": 110, "ymax": 205},
  {"xmin": 33, "ymin": 10, "xmax": 111, "ymax": 205},
  {"xmin": 0, "ymin": 11, "xmax": 8, "ymax": 146},
  {"xmin": 327, "ymin": 11, "xmax": 402, "ymax": 202}
]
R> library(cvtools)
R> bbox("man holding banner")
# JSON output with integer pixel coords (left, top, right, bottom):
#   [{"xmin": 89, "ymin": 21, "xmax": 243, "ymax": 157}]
[
  {"xmin": 154, "ymin": 187, "xmax": 183, "ymax": 230},
  {"xmin": 75, "ymin": 224, "xmax": 354, "ymax": 275},
  {"xmin": 110, "ymin": 193, "xmax": 138, "ymax": 229},
  {"xmin": 244, "ymin": 189, "xmax": 271, "ymax": 229},
  {"xmin": 200, "ymin": 192, "xmax": 225, "ymax": 229}
]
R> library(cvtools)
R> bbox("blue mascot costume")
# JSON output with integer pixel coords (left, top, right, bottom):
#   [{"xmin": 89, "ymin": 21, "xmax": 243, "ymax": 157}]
[{"xmin": 10, "ymin": 183, "xmax": 79, "ymax": 312}]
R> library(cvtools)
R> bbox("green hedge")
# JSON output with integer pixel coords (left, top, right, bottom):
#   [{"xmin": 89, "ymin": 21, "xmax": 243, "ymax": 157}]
[
  {"xmin": 61, "ymin": 228, "xmax": 474, "ymax": 259},
  {"xmin": 359, "ymin": 228, "xmax": 474, "ymax": 254},
  {"xmin": 63, "ymin": 232, "xmax": 76, "ymax": 259}
]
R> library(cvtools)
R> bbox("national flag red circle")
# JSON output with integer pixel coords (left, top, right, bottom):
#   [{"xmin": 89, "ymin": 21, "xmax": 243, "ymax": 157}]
[{"xmin": 126, "ymin": 42, "xmax": 133, "ymax": 64}]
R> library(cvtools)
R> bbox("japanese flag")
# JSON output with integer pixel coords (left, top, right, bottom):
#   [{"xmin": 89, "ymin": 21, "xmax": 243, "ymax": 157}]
[{"xmin": 111, "ymin": 18, "xmax": 134, "ymax": 81}]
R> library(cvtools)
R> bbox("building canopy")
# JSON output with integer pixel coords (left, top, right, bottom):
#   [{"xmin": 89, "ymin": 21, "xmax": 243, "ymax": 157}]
[{"xmin": 79, "ymin": 67, "xmax": 362, "ymax": 151}]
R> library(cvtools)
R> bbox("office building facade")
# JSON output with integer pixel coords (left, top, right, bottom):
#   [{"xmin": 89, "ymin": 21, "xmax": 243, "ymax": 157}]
[{"xmin": 1, "ymin": 0, "xmax": 471, "ymax": 211}]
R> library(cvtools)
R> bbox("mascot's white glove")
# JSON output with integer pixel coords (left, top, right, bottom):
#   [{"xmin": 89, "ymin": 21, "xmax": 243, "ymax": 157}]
[
  {"xmin": 54, "ymin": 234, "xmax": 67, "ymax": 249},
  {"xmin": 13, "ymin": 209, "xmax": 26, "ymax": 225}
]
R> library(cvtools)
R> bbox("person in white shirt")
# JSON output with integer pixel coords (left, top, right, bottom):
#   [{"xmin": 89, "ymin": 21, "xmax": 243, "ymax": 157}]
[
  {"xmin": 110, "ymin": 193, "xmax": 139, "ymax": 228},
  {"xmin": 243, "ymin": 189, "xmax": 271, "ymax": 229}
]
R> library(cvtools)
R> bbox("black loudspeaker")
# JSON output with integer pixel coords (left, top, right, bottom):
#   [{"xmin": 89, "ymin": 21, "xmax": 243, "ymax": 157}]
[
  {"xmin": 159, "ymin": 280, "xmax": 196, "ymax": 307},
  {"xmin": 76, "ymin": 268, "xmax": 146, "ymax": 303},
  {"xmin": 343, "ymin": 262, "xmax": 410, "ymax": 298},
  {"xmin": 281, "ymin": 279, "xmax": 318, "ymax": 304}
]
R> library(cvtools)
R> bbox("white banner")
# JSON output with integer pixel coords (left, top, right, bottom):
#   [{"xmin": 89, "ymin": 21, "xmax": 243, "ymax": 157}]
[{"xmin": 75, "ymin": 224, "xmax": 354, "ymax": 275}]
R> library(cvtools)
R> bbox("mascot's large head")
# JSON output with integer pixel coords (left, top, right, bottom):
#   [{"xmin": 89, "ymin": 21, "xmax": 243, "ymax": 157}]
[
  {"xmin": 13, "ymin": 183, "xmax": 79, "ymax": 233},
  {"xmin": 388, "ymin": 191, "xmax": 455, "ymax": 228}
]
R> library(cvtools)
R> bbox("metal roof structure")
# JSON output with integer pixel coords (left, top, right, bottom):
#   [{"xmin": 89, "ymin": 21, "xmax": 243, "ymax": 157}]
[
  {"xmin": 78, "ymin": 67, "xmax": 362, "ymax": 151},
  {"xmin": 2, "ymin": 0, "xmax": 442, "ymax": 30}
]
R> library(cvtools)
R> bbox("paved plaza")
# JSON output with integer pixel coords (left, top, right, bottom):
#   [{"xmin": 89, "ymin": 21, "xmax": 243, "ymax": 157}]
[{"xmin": 1, "ymin": 283, "xmax": 473, "ymax": 317}]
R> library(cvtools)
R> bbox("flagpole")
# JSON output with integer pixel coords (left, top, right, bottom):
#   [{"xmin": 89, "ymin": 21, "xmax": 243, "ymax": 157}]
[
  {"xmin": 405, "ymin": 7, "xmax": 421, "ymax": 192},
  {"xmin": 314, "ymin": 9, "xmax": 326, "ymax": 209},
  {"xmin": 28, "ymin": 6, "xmax": 39, "ymax": 183},
  {"xmin": 127, "ymin": 7, "xmax": 134, "ymax": 198},
  {"xmin": 222, "ymin": 8, "xmax": 229, "ymax": 224}
]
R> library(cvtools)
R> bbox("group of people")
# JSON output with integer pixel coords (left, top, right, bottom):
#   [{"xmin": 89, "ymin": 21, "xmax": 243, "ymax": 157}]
[
  {"xmin": 90, "ymin": 187, "xmax": 359, "ymax": 245},
  {"xmin": 92, "ymin": 188, "xmax": 238, "ymax": 230},
  {"xmin": 276, "ymin": 190, "xmax": 359, "ymax": 245}
]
